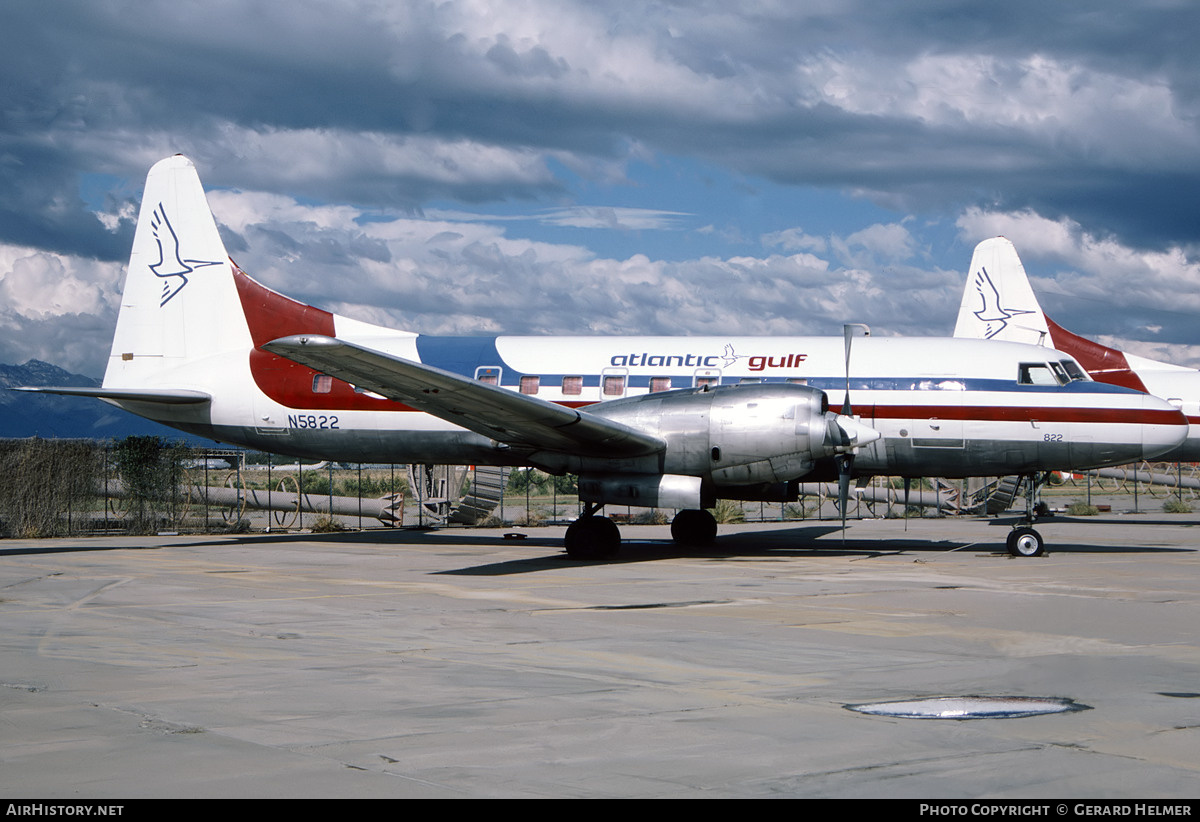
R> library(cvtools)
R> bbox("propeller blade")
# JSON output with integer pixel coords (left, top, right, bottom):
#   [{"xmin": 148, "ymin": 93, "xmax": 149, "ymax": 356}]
[
  {"xmin": 838, "ymin": 453, "xmax": 853, "ymax": 544},
  {"xmin": 836, "ymin": 324, "xmax": 869, "ymax": 547},
  {"xmin": 843, "ymin": 326, "xmax": 853, "ymax": 416},
  {"xmin": 842, "ymin": 323, "xmax": 870, "ymax": 416}
]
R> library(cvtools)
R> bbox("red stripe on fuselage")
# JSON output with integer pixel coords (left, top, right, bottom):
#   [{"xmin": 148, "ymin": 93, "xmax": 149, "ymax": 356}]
[
  {"xmin": 860, "ymin": 404, "xmax": 1184, "ymax": 426},
  {"xmin": 1045, "ymin": 315, "xmax": 1150, "ymax": 393},
  {"xmin": 556, "ymin": 400, "xmax": 1181, "ymax": 427}
]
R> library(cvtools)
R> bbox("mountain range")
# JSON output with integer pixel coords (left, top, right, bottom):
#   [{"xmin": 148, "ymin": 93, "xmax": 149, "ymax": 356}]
[{"xmin": 0, "ymin": 360, "xmax": 214, "ymax": 443}]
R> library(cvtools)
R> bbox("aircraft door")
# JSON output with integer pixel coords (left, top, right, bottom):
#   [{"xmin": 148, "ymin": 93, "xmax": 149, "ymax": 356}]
[{"xmin": 909, "ymin": 381, "xmax": 964, "ymax": 449}]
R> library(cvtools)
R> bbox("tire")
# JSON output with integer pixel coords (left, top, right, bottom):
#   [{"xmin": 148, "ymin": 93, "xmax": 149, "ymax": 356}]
[
  {"xmin": 564, "ymin": 516, "xmax": 621, "ymax": 560},
  {"xmin": 1006, "ymin": 526, "xmax": 1045, "ymax": 557},
  {"xmin": 670, "ymin": 509, "xmax": 718, "ymax": 546}
]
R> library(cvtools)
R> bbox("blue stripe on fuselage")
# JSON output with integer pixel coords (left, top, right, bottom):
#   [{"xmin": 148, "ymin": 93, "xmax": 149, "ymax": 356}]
[
  {"xmin": 415, "ymin": 336, "xmax": 507, "ymax": 380},
  {"xmin": 412, "ymin": 336, "xmax": 1146, "ymax": 396}
]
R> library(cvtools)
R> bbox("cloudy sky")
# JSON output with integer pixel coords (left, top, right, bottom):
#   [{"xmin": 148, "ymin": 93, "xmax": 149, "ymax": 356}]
[{"xmin": 4, "ymin": 0, "xmax": 1200, "ymax": 377}]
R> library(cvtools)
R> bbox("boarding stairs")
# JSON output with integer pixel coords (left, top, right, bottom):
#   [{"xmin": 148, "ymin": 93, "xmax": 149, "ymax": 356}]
[
  {"xmin": 964, "ymin": 475, "xmax": 1023, "ymax": 515},
  {"xmin": 407, "ymin": 463, "xmax": 511, "ymax": 526},
  {"xmin": 449, "ymin": 466, "xmax": 511, "ymax": 524}
]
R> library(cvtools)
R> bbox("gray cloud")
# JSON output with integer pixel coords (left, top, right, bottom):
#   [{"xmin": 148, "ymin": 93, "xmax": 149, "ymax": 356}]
[{"xmin": 7, "ymin": 1, "xmax": 1200, "ymax": 251}]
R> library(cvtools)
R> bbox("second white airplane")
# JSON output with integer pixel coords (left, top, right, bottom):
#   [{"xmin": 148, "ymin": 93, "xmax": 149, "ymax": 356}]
[
  {"xmin": 954, "ymin": 236, "xmax": 1200, "ymax": 462},
  {"xmin": 23, "ymin": 157, "xmax": 1190, "ymax": 558}
]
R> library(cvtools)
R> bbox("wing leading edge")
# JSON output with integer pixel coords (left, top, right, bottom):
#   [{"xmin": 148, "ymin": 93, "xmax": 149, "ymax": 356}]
[{"xmin": 262, "ymin": 334, "xmax": 664, "ymax": 458}]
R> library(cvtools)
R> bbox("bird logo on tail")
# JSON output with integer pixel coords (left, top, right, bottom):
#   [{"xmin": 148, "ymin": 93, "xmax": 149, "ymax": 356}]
[
  {"xmin": 968, "ymin": 265, "xmax": 1035, "ymax": 339},
  {"xmin": 148, "ymin": 204, "xmax": 222, "ymax": 307}
]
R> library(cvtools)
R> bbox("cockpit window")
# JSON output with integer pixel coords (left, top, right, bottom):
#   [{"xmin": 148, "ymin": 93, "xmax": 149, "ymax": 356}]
[
  {"xmin": 1061, "ymin": 359, "xmax": 1089, "ymax": 381},
  {"xmin": 1018, "ymin": 363, "xmax": 1060, "ymax": 386},
  {"xmin": 1049, "ymin": 362, "xmax": 1070, "ymax": 384}
]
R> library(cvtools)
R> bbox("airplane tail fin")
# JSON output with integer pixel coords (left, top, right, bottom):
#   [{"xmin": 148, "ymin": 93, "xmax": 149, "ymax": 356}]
[
  {"xmin": 102, "ymin": 155, "xmax": 253, "ymax": 391},
  {"xmin": 952, "ymin": 237, "xmax": 1051, "ymax": 346}
]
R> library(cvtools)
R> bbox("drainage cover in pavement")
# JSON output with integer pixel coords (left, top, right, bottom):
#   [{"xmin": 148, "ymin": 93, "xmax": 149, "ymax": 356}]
[{"xmin": 845, "ymin": 696, "xmax": 1089, "ymax": 719}]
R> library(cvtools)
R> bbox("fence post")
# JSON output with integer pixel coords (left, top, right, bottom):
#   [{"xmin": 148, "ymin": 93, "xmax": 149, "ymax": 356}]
[
  {"xmin": 103, "ymin": 444, "xmax": 110, "ymax": 533},
  {"xmin": 1133, "ymin": 462, "xmax": 1139, "ymax": 513}
]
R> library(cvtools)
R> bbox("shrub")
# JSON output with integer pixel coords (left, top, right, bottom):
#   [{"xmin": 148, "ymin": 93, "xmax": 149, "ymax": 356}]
[
  {"xmin": 709, "ymin": 499, "xmax": 746, "ymax": 524},
  {"xmin": 309, "ymin": 514, "xmax": 346, "ymax": 532},
  {"xmin": 784, "ymin": 503, "xmax": 808, "ymax": 520},
  {"xmin": 512, "ymin": 510, "xmax": 545, "ymax": 526},
  {"xmin": 631, "ymin": 509, "xmax": 669, "ymax": 525},
  {"xmin": 113, "ymin": 436, "xmax": 193, "ymax": 533},
  {"xmin": 0, "ymin": 439, "xmax": 102, "ymax": 537}
]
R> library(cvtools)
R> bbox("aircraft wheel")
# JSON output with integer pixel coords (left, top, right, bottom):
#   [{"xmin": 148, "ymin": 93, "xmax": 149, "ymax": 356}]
[
  {"xmin": 670, "ymin": 509, "xmax": 718, "ymax": 546},
  {"xmin": 1006, "ymin": 526, "xmax": 1045, "ymax": 557},
  {"xmin": 564, "ymin": 516, "xmax": 620, "ymax": 560}
]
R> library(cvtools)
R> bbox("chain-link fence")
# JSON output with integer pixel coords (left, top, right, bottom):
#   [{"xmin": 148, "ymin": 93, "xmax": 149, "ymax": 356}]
[{"xmin": 0, "ymin": 437, "xmax": 1195, "ymax": 538}]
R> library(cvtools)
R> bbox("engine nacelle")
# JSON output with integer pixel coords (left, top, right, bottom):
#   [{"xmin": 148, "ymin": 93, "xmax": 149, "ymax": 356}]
[
  {"xmin": 578, "ymin": 473, "xmax": 704, "ymax": 509},
  {"xmin": 576, "ymin": 473, "xmax": 803, "ymax": 510},
  {"xmin": 587, "ymin": 383, "xmax": 838, "ymax": 485}
]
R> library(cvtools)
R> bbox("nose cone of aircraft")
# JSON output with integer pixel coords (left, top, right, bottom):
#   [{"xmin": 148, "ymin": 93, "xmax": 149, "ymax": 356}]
[{"xmin": 1140, "ymin": 393, "xmax": 1190, "ymax": 460}]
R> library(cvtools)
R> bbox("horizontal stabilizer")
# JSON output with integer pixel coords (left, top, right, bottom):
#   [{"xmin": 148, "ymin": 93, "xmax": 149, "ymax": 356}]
[
  {"xmin": 12, "ymin": 386, "xmax": 211, "ymax": 405},
  {"xmin": 263, "ymin": 334, "xmax": 664, "ymax": 458}
]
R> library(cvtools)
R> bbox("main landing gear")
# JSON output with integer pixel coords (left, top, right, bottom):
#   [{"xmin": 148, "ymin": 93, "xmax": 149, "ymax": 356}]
[
  {"xmin": 1006, "ymin": 473, "xmax": 1048, "ymax": 557},
  {"xmin": 564, "ymin": 504, "xmax": 621, "ymax": 560},
  {"xmin": 669, "ymin": 508, "xmax": 717, "ymax": 547},
  {"xmin": 563, "ymin": 506, "xmax": 719, "ymax": 560}
]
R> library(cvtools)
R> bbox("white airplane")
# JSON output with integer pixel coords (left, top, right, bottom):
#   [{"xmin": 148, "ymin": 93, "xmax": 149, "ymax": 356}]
[
  {"xmin": 954, "ymin": 236, "xmax": 1200, "ymax": 461},
  {"xmin": 21, "ymin": 157, "xmax": 1189, "ymax": 558}
]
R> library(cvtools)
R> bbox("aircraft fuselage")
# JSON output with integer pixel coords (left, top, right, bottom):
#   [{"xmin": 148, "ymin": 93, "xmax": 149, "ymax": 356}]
[{"xmin": 109, "ymin": 270, "xmax": 1184, "ymax": 484}]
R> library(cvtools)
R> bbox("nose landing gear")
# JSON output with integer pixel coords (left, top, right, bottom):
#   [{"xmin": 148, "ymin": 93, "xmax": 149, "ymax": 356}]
[
  {"xmin": 1006, "ymin": 473, "xmax": 1048, "ymax": 557},
  {"xmin": 1006, "ymin": 525, "xmax": 1045, "ymax": 557}
]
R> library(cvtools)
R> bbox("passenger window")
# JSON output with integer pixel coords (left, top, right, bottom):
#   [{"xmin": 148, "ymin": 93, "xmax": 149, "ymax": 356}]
[
  {"xmin": 519, "ymin": 375, "xmax": 539, "ymax": 395},
  {"xmin": 562, "ymin": 376, "xmax": 583, "ymax": 395},
  {"xmin": 475, "ymin": 366, "xmax": 500, "ymax": 385},
  {"xmin": 312, "ymin": 374, "xmax": 332, "ymax": 394},
  {"xmin": 649, "ymin": 377, "xmax": 672, "ymax": 393},
  {"xmin": 603, "ymin": 375, "xmax": 626, "ymax": 396}
]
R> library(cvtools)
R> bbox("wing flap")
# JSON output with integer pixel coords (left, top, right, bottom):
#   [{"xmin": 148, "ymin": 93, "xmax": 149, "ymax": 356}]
[{"xmin": 262, "ymin": 334, "xmax": 663, "ymax": 458}]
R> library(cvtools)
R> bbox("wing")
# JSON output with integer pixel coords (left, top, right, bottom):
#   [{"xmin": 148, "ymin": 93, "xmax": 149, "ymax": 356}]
[{"xmin": 262, "ymin": 334, "xmax": 664, "ymax": 458}]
